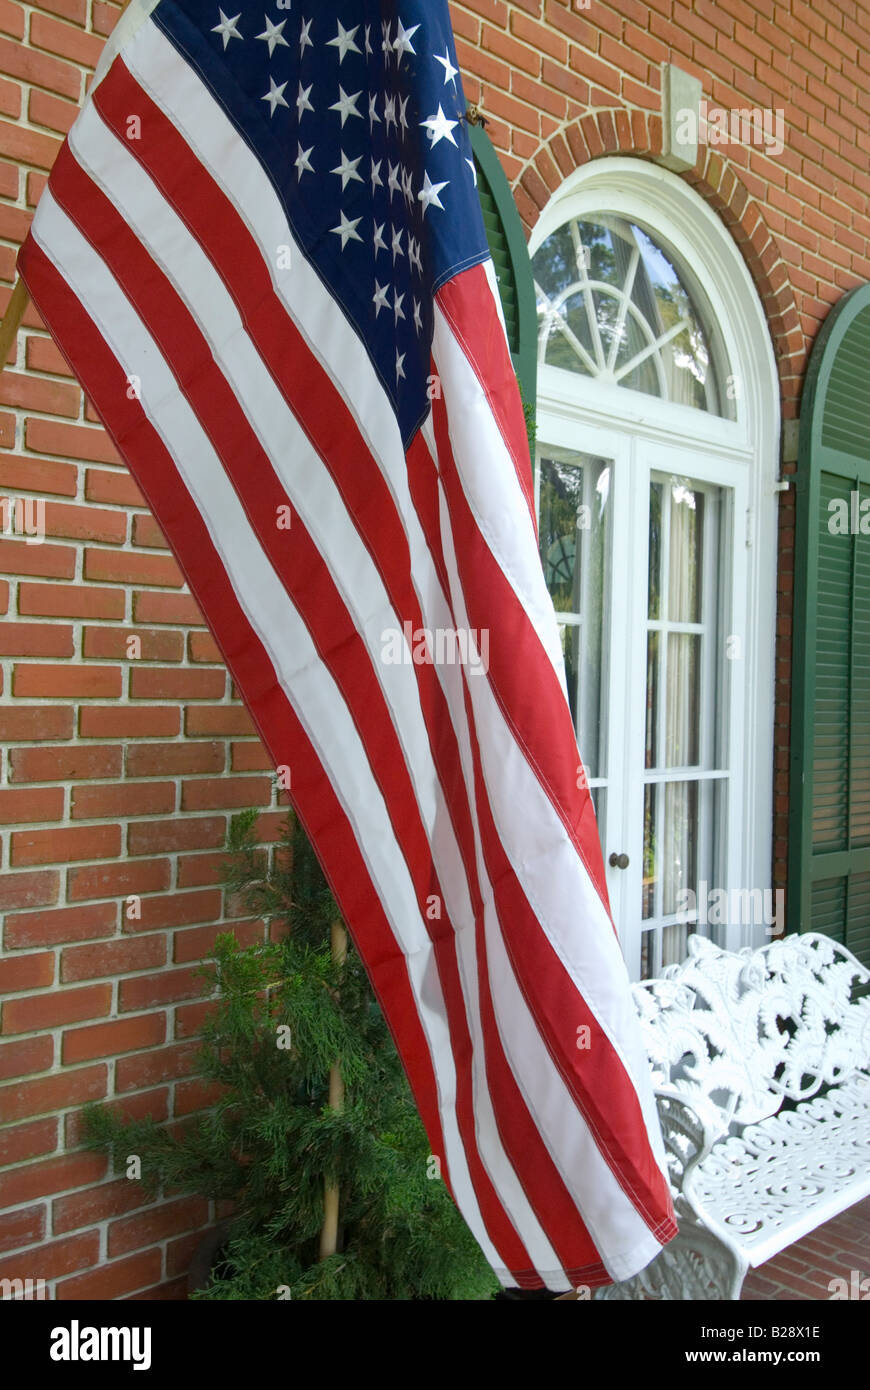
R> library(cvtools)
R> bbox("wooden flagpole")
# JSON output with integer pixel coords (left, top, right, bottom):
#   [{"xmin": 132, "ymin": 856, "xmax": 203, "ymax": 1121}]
[
  {"xmin": 0, "ymin": 277, "xmax": 28, "ymax": 367},
  {"xmin": 318, "ymin": 918, "xmax": 348, "ymax": 1262}
]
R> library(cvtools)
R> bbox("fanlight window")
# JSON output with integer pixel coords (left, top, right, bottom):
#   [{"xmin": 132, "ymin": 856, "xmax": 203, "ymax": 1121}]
[{"xmin": 533, "ymin": 215, "xmax": 726, "ymax": 415}]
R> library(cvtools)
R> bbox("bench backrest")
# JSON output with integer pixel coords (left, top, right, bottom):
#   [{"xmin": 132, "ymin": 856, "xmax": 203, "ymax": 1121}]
[{"xmin": 633, "ymin": 932, "xmax": 870, "ymax": 1134}]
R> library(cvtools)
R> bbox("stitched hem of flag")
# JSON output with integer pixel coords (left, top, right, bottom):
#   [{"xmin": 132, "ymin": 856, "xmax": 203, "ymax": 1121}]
[
  {"xmin": 430, "ymin": 247, "xmax": 492, "ymax": 296},
  {"xmin": 502, "ymin": 1211, "xmax": 679, "ymax": 1290}
]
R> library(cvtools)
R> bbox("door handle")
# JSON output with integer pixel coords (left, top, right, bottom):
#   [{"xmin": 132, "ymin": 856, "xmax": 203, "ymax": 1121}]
[{"xmin": 609, "ymin": 852, "xmax": 630, "ymax": 870}]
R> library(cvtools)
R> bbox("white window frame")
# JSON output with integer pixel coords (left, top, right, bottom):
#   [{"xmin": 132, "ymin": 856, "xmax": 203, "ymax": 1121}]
[{"xmin": 529, "ymin": 157, "xmax": 781, "ymax": 960}]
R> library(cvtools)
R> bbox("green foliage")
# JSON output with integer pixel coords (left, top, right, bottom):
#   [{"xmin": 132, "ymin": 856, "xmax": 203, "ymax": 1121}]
[
  {"xmin": 81, "ymin": 810, "xmax": 498, "ymax": 1301},
  {"xmin": 517, "ymin": 371, "xmax": 537, "ymax": 465}
]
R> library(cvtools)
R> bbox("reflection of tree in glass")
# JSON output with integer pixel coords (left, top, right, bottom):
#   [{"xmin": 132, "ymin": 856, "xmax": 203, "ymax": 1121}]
[
  {"xmin": 538, "ymin": 458, "xmax": 582, "ymax": 612},
  {"xmin": 643, "ymin": 795, "xmax": 657, "ymax": 917},
  {"xmin": 664, "ymin": 789, "xmax": 692, "ymax": 917},
  {"xmin": 535, "ymin": 223, "xmax": 616, "ymax": 377}
]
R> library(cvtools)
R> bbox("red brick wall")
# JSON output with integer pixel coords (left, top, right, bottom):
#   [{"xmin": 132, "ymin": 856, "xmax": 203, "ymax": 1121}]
[{"xmin": 0, "ymin": 0, "xmax": 867, "ymax": 1298}]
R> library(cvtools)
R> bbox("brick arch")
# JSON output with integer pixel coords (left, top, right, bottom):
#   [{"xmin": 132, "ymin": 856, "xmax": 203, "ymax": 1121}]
[{"xmin": 509, "ymin": 110, "xmax": 803, "ymax": 413}]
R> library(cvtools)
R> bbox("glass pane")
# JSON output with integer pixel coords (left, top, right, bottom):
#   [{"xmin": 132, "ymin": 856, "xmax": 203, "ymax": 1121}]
[
  {"xmin": 533, "ymin": 224, "xmax": 581, "ymax": 301},
  {"xmin": 648, "ymin": 481, "xmax": 663, "ymax": 620},
  {"xmin": 544, "ymin": 293, "xmax": 596, "ymax": 376},
  {"xmin": 662, "ymin": 921, "xmax": 692, "ymax": 969},
  {"xmin": 538, "ymin": 450, "xmax": 610, "ymax": 779},
  {"xmin": 640, "ymin": 930, "xmax": 652, "ymax": 980},
  {"xmin": 614, "ymin": 312, "xmax": 663, "ymax": 398},
  {"xmin": 668, "ymin": 482, "xmax": 704, "ymax": 623},
  {"xmin": 632, "ymin": 226, "xmax": 716, "ymax": 412},
  {"xmin": 642, "ymin": 784, "xmax": 656, "ymax": 920},
  {"xmin": 665, "ymin": 634, "xmax": 701, "ymax": 766},
  {"xmin": 645, "ymin": 631, "xmax": 659, "ymax": 769},
  {"xmin": 662, "ymin": 781, "xmax": 698, "ymax": 917}
]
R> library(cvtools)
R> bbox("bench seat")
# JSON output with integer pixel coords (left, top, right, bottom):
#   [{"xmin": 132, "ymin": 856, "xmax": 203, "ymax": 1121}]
[{"xmin": 688, "ymin": 1071, "xmax": 870, "ymax": 1268}]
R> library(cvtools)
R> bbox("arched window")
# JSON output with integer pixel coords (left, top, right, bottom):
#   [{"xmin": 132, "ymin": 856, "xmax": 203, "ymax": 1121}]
[{"xmin": 529, "ymin": 159, "xmax": 780, "ymax": 980}]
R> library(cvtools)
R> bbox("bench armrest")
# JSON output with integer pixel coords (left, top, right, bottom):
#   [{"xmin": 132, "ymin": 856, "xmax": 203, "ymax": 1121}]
[{"xmin": 653, "ymin": 1085, "xmax": 726, "ymax": 1197}]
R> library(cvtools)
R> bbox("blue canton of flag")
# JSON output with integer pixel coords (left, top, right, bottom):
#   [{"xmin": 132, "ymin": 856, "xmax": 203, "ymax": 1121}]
[{"xmin": 156, "ymin": 1, "xmax": 490, "ymax": 445}]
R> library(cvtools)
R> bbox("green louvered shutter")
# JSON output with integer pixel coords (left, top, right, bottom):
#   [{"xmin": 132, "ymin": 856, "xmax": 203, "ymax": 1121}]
[
  {"xmin": 789, "ymin": 281, "xmax": 870, "ymax": 967},
  {"xmin": 468, "ymin": 123, "xmax": 537, "ymax": 435}
]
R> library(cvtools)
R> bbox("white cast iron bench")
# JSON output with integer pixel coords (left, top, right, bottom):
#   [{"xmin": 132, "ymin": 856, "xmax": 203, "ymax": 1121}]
[{"xmin": 598, "ymin": 932, "xmax": 870, "ymax": 1300}]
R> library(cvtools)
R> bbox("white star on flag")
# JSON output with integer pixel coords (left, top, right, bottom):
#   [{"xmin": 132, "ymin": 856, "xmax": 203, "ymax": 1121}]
[
  {"xmin": 434, "ymin": 50, "xmax": 459, "ymax": 88},
  {"xmin": 395, "ymin": 349, "xmax": 406, "ymax": 381},
  {"xmin": 256, "ymin": 16, "xmax": 288, "ymax": 57},
  {"xmin": 414, "ymin": 298, "xmax": 423, "ymax": 332},
  {"xmin": 262, "ymin": 77, "xmax": 289, "ymax": 117},
  {"xmin": 398, "ymin": 95, "xmax": 410, "ymax": 133},
  {"xmin": 409, "ymin": 237, "xmax": 422, "ymax": 274},
  {"xmin": 372, "ymin": 221, "xmax": 387, "ymax": 254},
  {"xmin": 331, "ymin": 150, "xmax": 364, "ymax": 191},
  {"xmin": 295, "ymin": 143, "xmax": 314, "ymax": 180},
  {"xmin": 419, "ymin": 172, "xmax": 448, "ymax": 214},
  {"xmin": 466, "ymin": 157, "xmax": 478, "ymax": 186},
  {"xmin": 330, "ymin": 86, "xmax": 363, "ymax": 127},
  {"xmin": 387, "ymin": 161, "xmax": 401, "ymax": 200},
  {"xmin": 391, "ymin": 226, "xmax": 404, "ymax": 262},
  {"xmin": 328, "ymin": 20, "xmax": 361, "ymax": 63},
  {"xmin": 299, "ymin": 17, "xmax": 313, "ymax": 53},
  {"xmin": 368, "ymin": 93, "xmax": 380, "ymax": 128},
  {"xmin": 393, "ymin": 288, "xmax": 405, "ymax": 323},
  {"xmin": 211, "ymin": 9, "xmax": 242, "ymax": 49},
  {"xmin": 297, "ymin": 82, "xmax": 314, "ymax": 119},
  {"xmin": 364, "ymin": 24, "xmax": 372, "ymax": 56},
  {"xmin": 331, "ymin": 211, "xmax": 363, "ymax": 249},
  {"xmin": 402, "ymin": 167, "xmax": 414, "ymax": 206},
  {"xmin": 383, "ymin": 95, "xmax": 397, "ymax": 132},
  {"xmin": 393, "ymin": 19, "xmax": 420, "ymax": 64},
  {"xmin": 421, "ymin": 104, "xmax": 459, "ymax": 148},
  {"xmin": 372, "ymin": 281, "xmax": 390, "ymax": 317},
  {"xmin": 370, "ymin": 160, "xmax": 383, "ymax": 192},
  {"xmin": 381, "ymin": 19, "xmax": 392, "ymax": 58}
]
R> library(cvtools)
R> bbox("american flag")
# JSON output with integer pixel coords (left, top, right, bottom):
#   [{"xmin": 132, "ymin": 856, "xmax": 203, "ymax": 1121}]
[{"xmin": 18, "ymin": 0, "xmax": 676, "ymax": 1291}]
